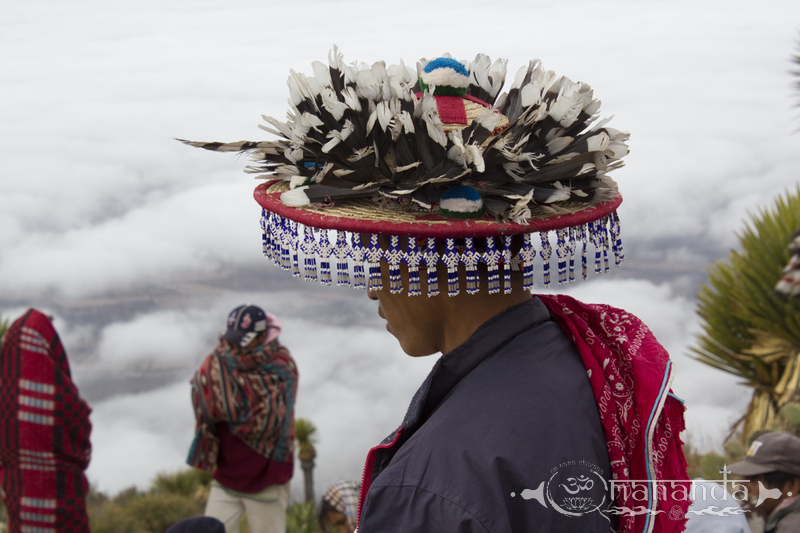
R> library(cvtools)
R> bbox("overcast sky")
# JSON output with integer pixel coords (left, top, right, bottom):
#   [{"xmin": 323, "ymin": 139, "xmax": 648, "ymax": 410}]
[{"xmin": 2, "ymin": 0, "xmax": 800, "ymax": 499}]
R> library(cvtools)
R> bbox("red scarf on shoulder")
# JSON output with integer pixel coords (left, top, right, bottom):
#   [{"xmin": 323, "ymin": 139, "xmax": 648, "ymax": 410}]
[
  {"xmin": 538, "ymin": 294, "xmax": 689, "ymax": 533},
  {"xmin": 0, "ymin": 309, "xmax": 92, "ymax": 533}
]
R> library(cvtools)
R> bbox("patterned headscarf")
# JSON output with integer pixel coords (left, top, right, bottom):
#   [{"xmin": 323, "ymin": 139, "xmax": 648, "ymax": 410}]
[
  {"xmin": 323, "ymin": 480, "xmax": 361, "ymax": 531},
  {"xmin": 0, "ymin": 309, "xmax": 92, "ymax": 533}
]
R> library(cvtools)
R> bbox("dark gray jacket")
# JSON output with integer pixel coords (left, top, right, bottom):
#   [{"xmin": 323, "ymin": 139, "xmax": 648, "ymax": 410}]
[{"xmin": 358, "ymin": 298, "xmax": 613, "ymax": 533}]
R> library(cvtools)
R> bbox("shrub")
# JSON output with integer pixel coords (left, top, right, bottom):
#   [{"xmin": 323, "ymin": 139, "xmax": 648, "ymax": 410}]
[{"xmin": 287, "ymin": 501, "xmax": 321, "ymax": 533}]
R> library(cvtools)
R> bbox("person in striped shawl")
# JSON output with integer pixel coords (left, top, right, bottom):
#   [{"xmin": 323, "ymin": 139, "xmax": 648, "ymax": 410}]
[
  {"xmin": 0, "ymin": 309, "xmax": 92, "ymax": 533},
  {"xmin": 188, "ymin": 305, "xmax": 298, "ymax": 533}
]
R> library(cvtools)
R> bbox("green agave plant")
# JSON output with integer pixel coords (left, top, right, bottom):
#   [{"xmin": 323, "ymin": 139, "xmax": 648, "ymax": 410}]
[{"xmin": 692, "ymin": 188, "xmax": 800, "ymax": 441}]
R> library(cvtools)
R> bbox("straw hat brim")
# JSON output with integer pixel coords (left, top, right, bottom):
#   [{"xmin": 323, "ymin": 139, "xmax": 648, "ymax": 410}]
[{"xmin": 254, "ymin": 180, "xmax": 622, "ymax": 239}]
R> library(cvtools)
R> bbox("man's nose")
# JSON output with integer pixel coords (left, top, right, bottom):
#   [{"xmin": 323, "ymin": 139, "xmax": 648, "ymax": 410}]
[{"xmin": 367, "ymin": 289, "xmax": 379, "ymax": 301}]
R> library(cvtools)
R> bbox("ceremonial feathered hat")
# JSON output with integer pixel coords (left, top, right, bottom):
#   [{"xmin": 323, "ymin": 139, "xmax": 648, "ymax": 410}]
[{"xmin": 182, "ymin": 49, "xmax": 629, "ymax": 296}]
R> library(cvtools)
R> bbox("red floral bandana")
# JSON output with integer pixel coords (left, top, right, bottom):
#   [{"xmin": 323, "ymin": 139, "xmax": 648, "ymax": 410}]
[{"xmin": 539, "ymin": 294, "xmax": 690, "ymax": 533}]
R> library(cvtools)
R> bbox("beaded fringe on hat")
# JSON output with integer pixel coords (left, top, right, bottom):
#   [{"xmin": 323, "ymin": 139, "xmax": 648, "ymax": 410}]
[{"xmin": 261, "ymin": 210, "xmax": 624, "ymax": 297}]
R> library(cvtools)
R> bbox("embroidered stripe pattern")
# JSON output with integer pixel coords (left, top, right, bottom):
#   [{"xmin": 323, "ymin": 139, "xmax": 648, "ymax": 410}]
[
  {"xmin": 19, "ymin": 395, "xmax": 55, "ymax": 410},
  {"xmin": 19, "ymin": 380, "xmax": 55, "ymax": 394},
  {"xmin": 20, "ymin": 450, "xmax": 56, "ymax": 472},
  {"xmin": 20, "ymin": 498, "xmax": 57, "ymax": 509},
  {"xmin": 18, "ymin": 412, "xmax": 55, "ymax": 426},
  {"xmin": 21, "ymin": 512, "xmax": 56, "ymax": 523},
  {"xmin": 21, "ymin": 526, "xmax": 56, "ymax": 533}
]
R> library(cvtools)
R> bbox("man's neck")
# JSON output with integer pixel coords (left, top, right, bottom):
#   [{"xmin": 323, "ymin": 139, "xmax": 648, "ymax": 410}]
[{"xmin": 436, "ymin": 288, "xmax": 532, "ymax": 354}]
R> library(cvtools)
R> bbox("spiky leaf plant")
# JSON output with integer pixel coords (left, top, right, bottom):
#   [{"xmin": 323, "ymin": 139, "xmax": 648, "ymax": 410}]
[
  {"xmin": 0, "ymin": 317, "xmax": 9, "ymax": 345},
  {"xmin": 692, "ymin": 188, "xmax": 800, "ymax": 441}
]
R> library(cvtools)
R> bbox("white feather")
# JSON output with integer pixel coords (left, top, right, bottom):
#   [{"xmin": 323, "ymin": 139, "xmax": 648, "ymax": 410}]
[
  {"xmin": 586, "ymin": 131, "xmax": 610, "ymax": 152},
  {"xmin": 355, "ymin": 68, "xmax": 380, "ymax": 101},
  {"xmin": 544, "ymin": 182, "xmax": 571, "ymax": 203},
  {"xmin": 275, "ymin": 164, "xmax": 299, "ymax": 177},
  {"xmin": 546, "ymin": 136, "xmax": 573, "ymax": 154},
  {"xmin": 311, "ymin": 61, "xmax": 331, "ymax": 86},
  {"xmin": 469, "ymin": 54, "xmax": 508, "ymax": 98},
  {"xmin": 321, "ymin": 120, "xmax": 354, "ymax": 153},
  {"xmin": 341, "ymin": 87, "xmax": 362, "ymax": 112},
  {"xmin": 465, "ymin": 144, "xmax": 485, "ymax": 173},
  {"xmin": 418, "ymin": 95, "xmax": 447, "ymax": 146},
  {"xmin": 328, "ymin": 46, "xmax": 344, "ymax": 71},
  {"xmin": 376, "ymin": 100, "xmax": 398, "ymax": 131},
  {"xmin": 547, "ymin": 152, "xmax": 579, "ymax": 165},
  {"xmin": 366, "ymin": 109, "xmax": 378, "ymax": 135},
  {"xmin": 347, "ymin": 146, "xmax": 374, "ymax": 162},
  {"xmin": 395, "ymin": 161, "xmax": 422, "ymax": 172},
  {"xmin": 313, "ymin": 162, "xmax": 334, "ymax": 181},
  {"xmin": 606, "ymin": 142, "xmax": 629, "ymax": 159},
  {"xmin": 289, "ymin": 175, "xmax": 308, "ymax": 189},
  {"xmin": 280, "ymin": 186, "xmax": 311, "ymax": 206},
  {"xmin": 474, "ymin": 108, "xmax": 502, "ymax": 134},
  {"xmin": 370, "ymin": 61, "xmax": 391, "ymax": 100},
  {"xmin": 259, "ymin": 115, "xmax": 292, "ymax": 139},
  {"xmin": 320, "ymin": 87, "xmax": 347, "ymax": 121},
  {"xmin": 511, "ymin": 64, "xmax": 528, "ymax": 90},
  {"xmin": 284, "ymin": 147, "xmax": 303, "ymax": 164},
  {"xmin": 505, "ymin": 189, "xmax": 534, "ymax": 224}
]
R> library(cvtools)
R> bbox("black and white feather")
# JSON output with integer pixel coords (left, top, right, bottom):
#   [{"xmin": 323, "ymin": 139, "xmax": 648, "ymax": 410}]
[{"xmin": 180, "ymin": 48, "xmax": 629, "ymax": 224}]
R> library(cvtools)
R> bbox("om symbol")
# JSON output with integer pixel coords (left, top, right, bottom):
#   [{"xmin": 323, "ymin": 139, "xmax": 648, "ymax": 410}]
[{"xmin": 560, "ymin": 475, "xmax": 594, "ymax": 495}]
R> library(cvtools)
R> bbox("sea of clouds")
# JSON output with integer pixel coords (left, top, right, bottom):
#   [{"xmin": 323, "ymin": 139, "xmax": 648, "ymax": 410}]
[{"xmin": 2, "ymin": 0, "xmax": 800, "ymax": 499}]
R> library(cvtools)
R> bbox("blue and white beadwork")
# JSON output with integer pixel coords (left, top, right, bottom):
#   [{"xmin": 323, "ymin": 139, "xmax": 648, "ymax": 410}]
[{"xmin": 260, "ymin": 210, "xmax": 624, "ymax": 297}]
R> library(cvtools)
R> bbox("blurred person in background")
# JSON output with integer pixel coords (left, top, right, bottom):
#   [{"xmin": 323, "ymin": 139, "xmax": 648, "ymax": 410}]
[
  {"xmin": 187, "ymin": 305, "xmax": 298, "ymax": 533},
  {"xmin": 729, "ymin": 432, "xmax": 800, "ymax": 533},
  {"xmin": 318, "ymin": 481, "xmax": 359, "ymax": 533},
  {"xmin": 0, "ymin": 309, "xmax": 92, "ymax": 533}
]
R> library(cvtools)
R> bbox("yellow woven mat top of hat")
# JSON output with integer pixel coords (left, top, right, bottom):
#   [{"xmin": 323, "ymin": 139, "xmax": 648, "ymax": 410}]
[
  {"xmin": 264, "ymin": 180, "xmax": 606, "ymax": 226},
  {"xmin": 266, "ymin": 180, "xmax": 453, "ymax": 225}
]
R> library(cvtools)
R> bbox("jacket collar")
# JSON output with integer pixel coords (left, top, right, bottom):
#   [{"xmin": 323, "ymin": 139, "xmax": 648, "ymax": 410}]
[{"xmin": 389, "ymin": 297, "xmax": 550, "ymax": 440}]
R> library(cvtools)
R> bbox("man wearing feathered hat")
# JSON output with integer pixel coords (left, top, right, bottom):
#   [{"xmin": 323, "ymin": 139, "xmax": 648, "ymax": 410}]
[{"xmin": 183, "ymin": 49, "xmax": 689, "ymax": 533}]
